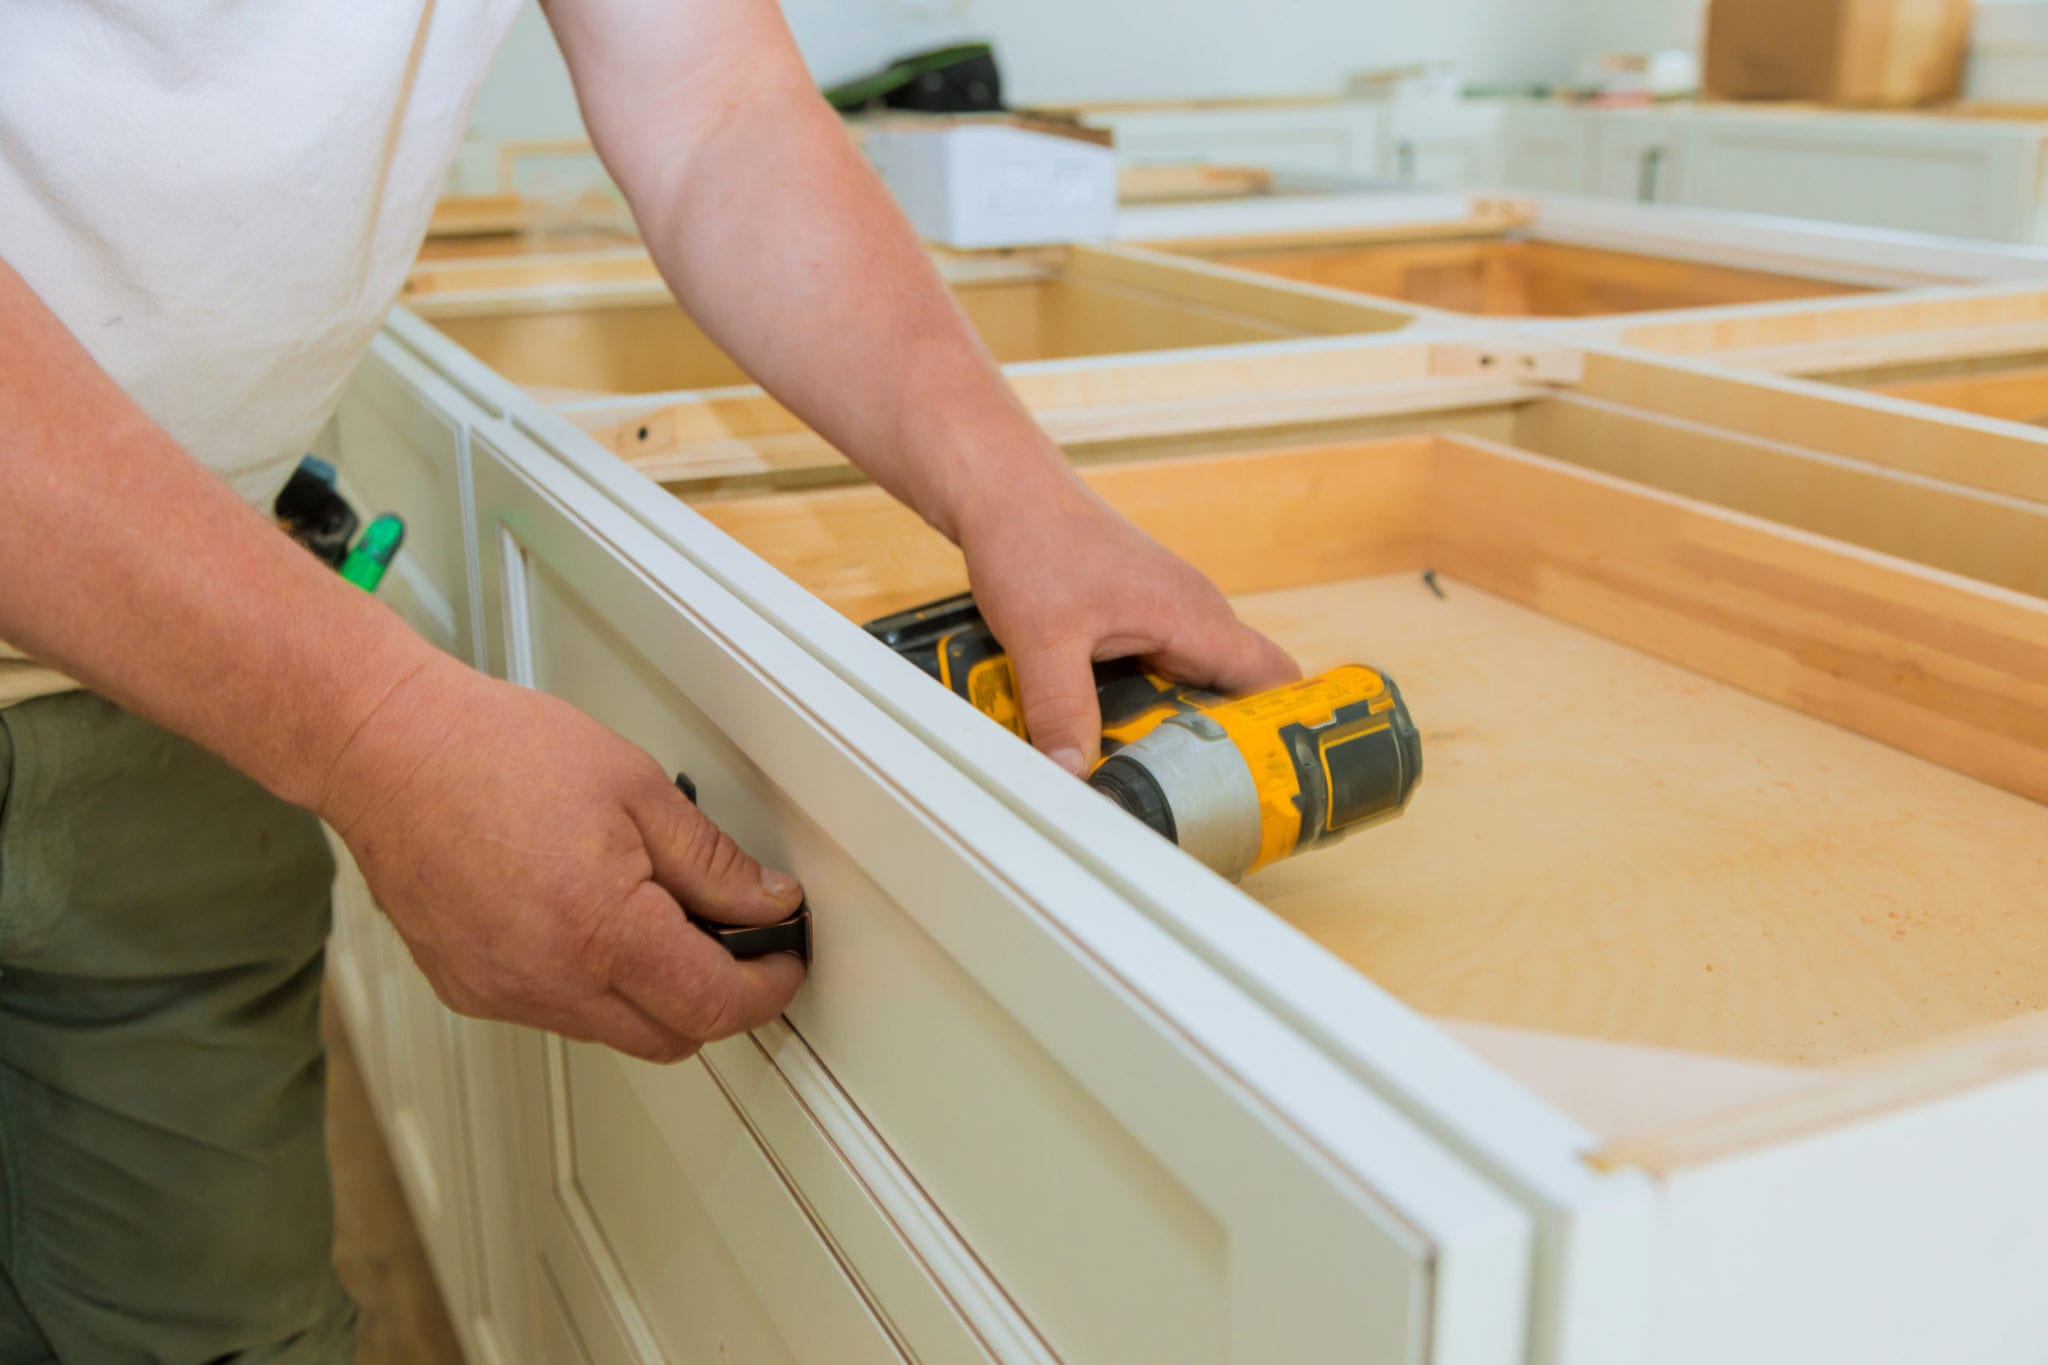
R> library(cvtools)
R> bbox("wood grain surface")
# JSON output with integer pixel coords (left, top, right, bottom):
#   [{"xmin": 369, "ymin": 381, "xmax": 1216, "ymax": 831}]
[
  {"xmin": 698, "ymin": 433, "xmax": 2048, "ymax": 1069},
  {"xmin": 1237, "ymin": 570, "xmax": 2048, "ymax": 1066},
  {"xmin": 1193, "ymin": 238, "xmax": 1866, "ymax": 318}
]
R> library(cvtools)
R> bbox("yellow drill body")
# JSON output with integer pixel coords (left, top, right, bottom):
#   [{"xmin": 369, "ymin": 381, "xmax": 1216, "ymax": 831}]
[{"xmin": 867, "ymin": 594, "xmax": 1422, "ymax": 881}]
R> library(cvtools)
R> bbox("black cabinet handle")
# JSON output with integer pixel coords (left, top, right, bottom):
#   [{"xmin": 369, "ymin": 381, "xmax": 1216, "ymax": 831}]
[
  {"xmin": 1638, "ymin": 145, "xmax": 1667, "ymax": 203},
  {"xmin": 673, "ymin": 772, "xmax": 812, "ymax": 964}
]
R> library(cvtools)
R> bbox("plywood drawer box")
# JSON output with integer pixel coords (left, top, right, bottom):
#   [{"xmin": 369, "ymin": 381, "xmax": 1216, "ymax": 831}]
[
  {"xmin": 1135, "ymin": 194, "xmax": 2048, "ymax": 325},
  {"xmin": 567, "ymin": 332, "xmax": 2048, "ymax": 613},
  {"xmin": 403, "ymin": 243, "xmax": 1417, "ymax": 402},
  {"xmin": 1566, "ymin": 283, "xmax": 2048, "ymax": 447}
]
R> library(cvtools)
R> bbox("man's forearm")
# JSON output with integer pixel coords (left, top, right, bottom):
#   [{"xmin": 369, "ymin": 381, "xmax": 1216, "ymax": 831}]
[
  {"xmin": 550, "ymin": 0, "xmax": 1078, "ymax": 543},
  {"xmin": 0, "ymin": 260, "xmax": 439, "ymax": 810}
]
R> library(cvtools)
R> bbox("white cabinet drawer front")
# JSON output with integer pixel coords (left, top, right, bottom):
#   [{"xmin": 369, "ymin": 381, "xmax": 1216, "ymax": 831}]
[
  {"xmin": 471, "ymin": 423, "xmax": 1530, "ymax": 1364},
  {"xmin": 1680, "ymin": 123, "xmax": 2032, "ymax": 242},
  {"xmin": 333, "ymin": 336, "xmax": 480, "ymax": 661},
  {"xmin": 545, "ymin": 1043, "xmax": 905, "ymax": 1365}
]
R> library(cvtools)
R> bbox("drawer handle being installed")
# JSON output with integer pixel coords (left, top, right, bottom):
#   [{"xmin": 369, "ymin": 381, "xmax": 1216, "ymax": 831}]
[{"xmin": 673, "ymin": 772, "xmax": 813, "ymax": 964}]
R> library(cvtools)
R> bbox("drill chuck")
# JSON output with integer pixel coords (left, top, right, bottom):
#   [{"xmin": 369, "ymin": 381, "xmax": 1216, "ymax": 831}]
[{"xmin": 1091, "ymin": 666, "xmax": 1421, "ymax": 881}]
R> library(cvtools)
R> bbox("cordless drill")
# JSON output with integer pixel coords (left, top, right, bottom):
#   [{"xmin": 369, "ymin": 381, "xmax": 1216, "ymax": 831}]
[{"xmin": 865, "ymin": 594, "xmax": 1422, "ymax": 881}]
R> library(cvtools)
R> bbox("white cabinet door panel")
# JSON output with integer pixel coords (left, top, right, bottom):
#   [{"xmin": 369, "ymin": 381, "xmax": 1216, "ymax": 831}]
[
  {"xmin": 1392, "ymin": 103, "xmax": 1505, "ymax": 189},
  {"xmin": 543, "ymin": 1042, "xmax": 906, "ymax": 1365},
  {"xmin": 1499, "ymin": 106, "xmax": 1593, "ymax": 193},
  {"xmin": 1587, "ymin": 116, "xmax": 1688, "ymax": 205},
  {"xmin": 1678, "ymin": 119, "xmax": 2036, "ymax": 242},
  {"xmin": 469, "ymin": 421, "xmax": 1531, "ymax": 1364}
]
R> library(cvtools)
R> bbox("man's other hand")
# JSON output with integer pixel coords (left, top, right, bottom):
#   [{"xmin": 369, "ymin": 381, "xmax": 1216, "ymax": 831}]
[{"xmin": 316, "ymin": 656, "xmax": 805, "ymax": 1062}]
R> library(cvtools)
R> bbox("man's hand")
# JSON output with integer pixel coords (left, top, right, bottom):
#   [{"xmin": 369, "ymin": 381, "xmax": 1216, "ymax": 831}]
[
  {"xmin": 317, "ymin": 654, "xmax": 805, "ymax": 1063},
  {"xmin": 959, "ymin": 469, "xmax": 1300, "ymax": 775}
]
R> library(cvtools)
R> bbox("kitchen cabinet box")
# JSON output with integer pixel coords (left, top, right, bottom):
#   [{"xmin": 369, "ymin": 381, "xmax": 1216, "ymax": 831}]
[
  {"xmin": 1558, "ymin": 280, "xmax": 2048, "ymax": 445},
  {"xmin": 1494, "ymin": 101, "xmax": 2048, "ymax": 245},
  {"xmin": 401, "ymin": 242, "xmax": 1417, "ymax": 403},
  {"xmin": 328, "ymin": 287, "xmax": 2048, "ymax": 1362},
  {"xmin": 1134, "ymin": 194, "xmax": 2048, "ymax": 324},
  {"xmin": 1025, "ymin": 96, "xmax": 1393, "ymax": 180}
]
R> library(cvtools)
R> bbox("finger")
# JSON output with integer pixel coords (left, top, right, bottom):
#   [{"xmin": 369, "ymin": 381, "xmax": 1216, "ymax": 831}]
[
  {"xmin": 1008, "ymin": 633, "xmax": 1104, "ymax": 773},
  {"xmin": 634, "ymin": 780, "xmax": 804, "ymax": 926},
  {"xmin": 608, "ymin": 882, "xmax": 806, "ymax": 1044},
  {"xmin": 1149, "ymin": 614, "xmax": 1301, "ymax": 696}
]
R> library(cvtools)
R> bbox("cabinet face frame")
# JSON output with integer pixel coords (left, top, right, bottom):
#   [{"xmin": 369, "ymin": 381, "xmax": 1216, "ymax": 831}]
[{"xmin": 462, "ymin": 409, "xmax": 1537, "ymax": 1364}]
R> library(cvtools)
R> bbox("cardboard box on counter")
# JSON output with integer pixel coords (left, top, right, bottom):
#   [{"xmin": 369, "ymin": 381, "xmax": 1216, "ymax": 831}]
[{"xmin": 1704, "ymin": 0, "xmax": 1972, "ymax": 107}]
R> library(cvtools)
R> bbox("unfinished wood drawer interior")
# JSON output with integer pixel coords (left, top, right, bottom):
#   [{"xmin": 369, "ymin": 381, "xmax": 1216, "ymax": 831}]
[
  {"xmin": 1595, "ymin": 285, "xmax": 2048, "ymax": 429},
  {"xmin": 574, "ymin": 336, "xmax": 2048, "ymax": 612},
  {"xmin": 680, "ymin": 428, "xmax": 2047, "ymax": 1081},
  {"xmin": 407, "ymin": 244, "xmax": 1416, "ymax": 401},
  {"xmin": 1153, "ymin": 228, "xmax": 1880, "ymax": 319}
]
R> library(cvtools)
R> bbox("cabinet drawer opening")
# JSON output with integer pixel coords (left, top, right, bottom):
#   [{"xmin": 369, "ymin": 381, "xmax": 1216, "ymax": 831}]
[
  {"xmin": 1609, "ymin": 287, "xmax": 2048, "ymax": 431},
  {"xmin": 407, "ymin": 244, "xmax": 1416, "ymax": 401},
  {"xmin": 674, "ymin": 430, "xmax": 2048, "ymax": 1171},
  {"xmin": 1151, "ymin": 232, "xmax": 1877, "ymax": 319}
]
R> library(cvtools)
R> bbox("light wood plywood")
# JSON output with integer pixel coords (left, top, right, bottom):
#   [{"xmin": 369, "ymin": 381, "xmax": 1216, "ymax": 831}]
[
  {"xmin": 1872, "ymin": 363, "xmax": 2048, "ymax": 423},
  {"xmin": 1178, "ymin": 238, "xmax": 1869, "ymax": 319},
  {"xmin": 416, "ymin": 247, "xmax": 1413, "ymax": 398},
  {"xmin": 1239, "ymin": 570, "xmax": 2048, "ymax": 1066},
  {"xmin": 694, "ymin": 433, "xmax": 2048, "ymax": 1074}
]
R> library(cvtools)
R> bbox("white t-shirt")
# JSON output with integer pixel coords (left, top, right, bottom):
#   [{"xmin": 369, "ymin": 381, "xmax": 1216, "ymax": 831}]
[{"xmin": 1, "ymin": 0, "xmax": 525, "ymax": 707}]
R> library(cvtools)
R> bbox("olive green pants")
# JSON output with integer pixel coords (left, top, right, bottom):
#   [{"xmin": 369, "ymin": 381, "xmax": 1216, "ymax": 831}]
[{"xmin": 0, "ymin": 692, "xmax": 357, "ymax": 1363}]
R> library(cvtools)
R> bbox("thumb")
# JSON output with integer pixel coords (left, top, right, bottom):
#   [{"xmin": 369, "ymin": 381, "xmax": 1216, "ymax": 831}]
[
  {"xmin": 635, "ymin": 782, "xmax": 804, "ymax": 927},
  {"xmin": 1010, "ymin": 635, "xmax": 1103, "ymax": 775}
]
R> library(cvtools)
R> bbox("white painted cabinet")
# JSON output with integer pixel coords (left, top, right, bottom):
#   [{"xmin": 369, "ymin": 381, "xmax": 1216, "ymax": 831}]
[
  {"xmin": 1389, "ymin": 100, "xmax": 1505, "ymax": 188},
  {"xmin": 1675, "ymin": 112, "xmax": 2043, "ymax": 242},
  {"xmin": 1498, "ymin": 105, "xmax": 1594, "ymax": 194},
  {"xmin": 1587, "ymin": 113, "xmax": 1688, "ymax": 205},
  {"xmin": 1492, "ymin": 102, "xmax": 2048, "ymax": 242},
  {"xmin": 332, "ymin": 280, "xmax": 2048, "ymax": 1364},
  {"xmin": 454, "ymin": 408, "xmax": 1533, "ymax": 1364},
  {"xmin": 326, "ymin": 332, "xmax": 545, "ymax": 1365},
  {"xmin": 1077, "ymin": 101, "xmax": 1389, "ymax": 178}
]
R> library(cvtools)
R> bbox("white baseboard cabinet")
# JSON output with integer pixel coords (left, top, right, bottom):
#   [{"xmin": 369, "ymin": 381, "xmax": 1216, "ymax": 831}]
[{"xmin": 325, "ymin": 218, "xmax": 2048, "ymax": 1363}]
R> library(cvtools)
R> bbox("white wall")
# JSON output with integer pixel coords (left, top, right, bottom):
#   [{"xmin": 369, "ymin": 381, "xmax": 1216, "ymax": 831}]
[
  {"xmin": 783, "ymin": 0, "xmax": 1584, "ymax": 102},
  {"xmin": 1565, "ymin": 0, "xmax": 1702, "ymax": 59},
  {"xmin": 465, "ymin": 0, "xmax": 1589, "ymax": 151}
]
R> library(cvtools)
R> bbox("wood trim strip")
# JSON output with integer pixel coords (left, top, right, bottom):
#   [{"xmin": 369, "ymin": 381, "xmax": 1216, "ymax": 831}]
[{"xmin": 1576, "ymin": 348, "xmax": 2048, "ymax": 505}]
